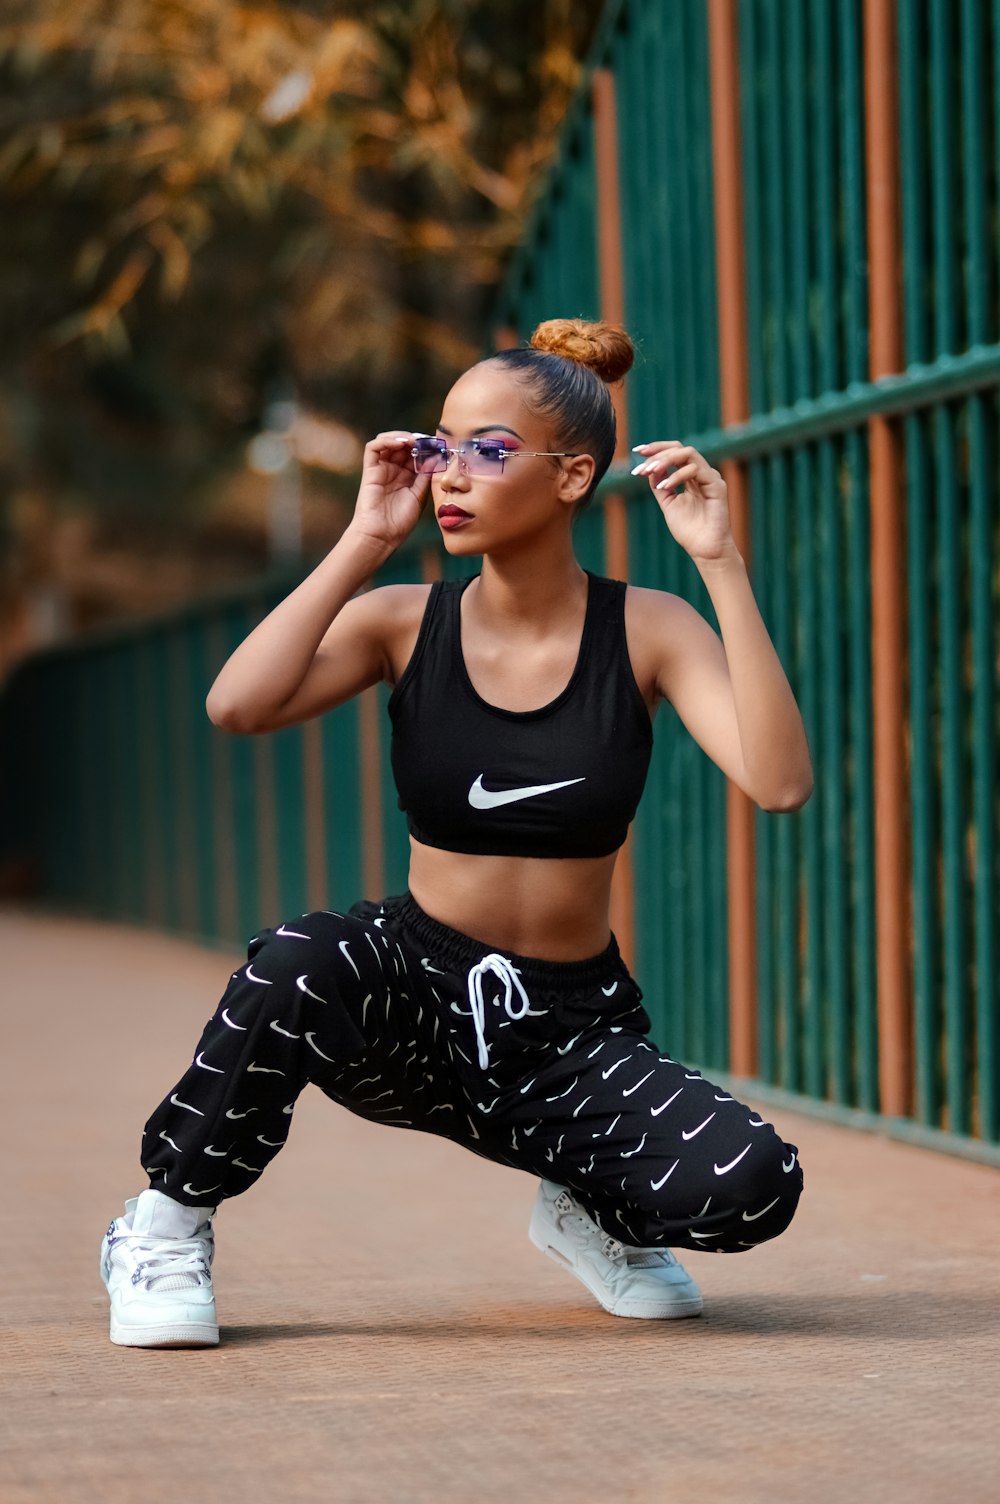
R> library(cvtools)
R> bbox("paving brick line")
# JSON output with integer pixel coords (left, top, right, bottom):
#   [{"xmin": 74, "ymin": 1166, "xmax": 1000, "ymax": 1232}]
[{"xmin": 2, "ymin": 909, "xmax": 998, "ymax": 1504}]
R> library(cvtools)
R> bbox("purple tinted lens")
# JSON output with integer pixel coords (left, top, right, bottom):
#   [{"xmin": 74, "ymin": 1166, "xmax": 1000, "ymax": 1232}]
[
  {"xmin": 471, "ymin": 441, "xmax": 506, "ymax": 467},
  {"xmin": 413, "ymin": 438, "xmax": 448, "ymax": 472}
]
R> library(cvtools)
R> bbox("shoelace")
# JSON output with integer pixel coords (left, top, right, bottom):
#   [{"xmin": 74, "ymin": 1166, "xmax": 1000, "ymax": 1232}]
[
  {"xmin": 111, "ymin": 1229, "xmax": 212, "ymax": 1289},
  {"xmin": 466, "ymin": 953, "xmax": 531, "ymax": 1069},
  {"xmin": 554, "ymin": 1191, "xmax": 678, "ymax": 1270}
]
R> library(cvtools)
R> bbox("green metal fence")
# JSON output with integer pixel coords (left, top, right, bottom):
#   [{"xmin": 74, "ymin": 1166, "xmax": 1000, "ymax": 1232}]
[{"xmin": 1, "ymin": 0, "xmax": 997, "ymax": 1155}]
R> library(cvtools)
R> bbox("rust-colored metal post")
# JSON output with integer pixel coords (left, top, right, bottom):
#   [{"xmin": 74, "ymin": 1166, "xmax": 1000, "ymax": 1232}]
[
  {"xmin": 708, "ymin": 0, "xmax": 757, "ymax": 1077},
  {"xmin": 359, "ymin": 688, "xmax": 385, "ymax": 899},
  {"xmin": 864, "ymin": 0, "xmax": 911, "ymax": 1117},
  {"xmin": 593, "ymin": 65, "xmax": 636, "ymax": 970},
  {"xmin": 493, "ymin": 325, "xmax": 519, "ymax": 350}
]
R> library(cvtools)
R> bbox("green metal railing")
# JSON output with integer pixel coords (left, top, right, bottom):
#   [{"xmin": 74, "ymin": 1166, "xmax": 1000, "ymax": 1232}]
[{"xmin": 1, "ymin": 0, "xmax": 997, "ymax": 1156}]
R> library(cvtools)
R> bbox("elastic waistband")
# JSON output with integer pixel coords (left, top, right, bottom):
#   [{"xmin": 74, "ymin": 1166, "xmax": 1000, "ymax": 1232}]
[{"xmin": 386, "ymin": 892, "xmax": 623, "ymax": 990}]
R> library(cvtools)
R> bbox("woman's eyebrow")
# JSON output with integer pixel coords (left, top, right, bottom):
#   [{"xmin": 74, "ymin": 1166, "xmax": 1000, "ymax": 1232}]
[{"xmin": 436, "ymin": 424, "xmax": 526, "ymax": 440}]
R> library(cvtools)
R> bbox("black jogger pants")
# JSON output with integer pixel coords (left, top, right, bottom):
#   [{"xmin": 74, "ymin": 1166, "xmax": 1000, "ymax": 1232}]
[{"xmin": 142, "ymin": 895, "xmax": 804, "ymax": 1253}]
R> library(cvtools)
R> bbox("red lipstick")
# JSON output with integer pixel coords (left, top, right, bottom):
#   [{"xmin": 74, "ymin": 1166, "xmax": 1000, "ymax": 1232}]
[{"xmin": 437, "ymin": 505, "xmax": 473, "ymax": 530}]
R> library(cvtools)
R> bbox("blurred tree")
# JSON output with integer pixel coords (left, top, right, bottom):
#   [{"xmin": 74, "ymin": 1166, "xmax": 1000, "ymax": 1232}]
[{"xmin": 0, "ymin": 0, "xmax": 605, "ymax": 614}]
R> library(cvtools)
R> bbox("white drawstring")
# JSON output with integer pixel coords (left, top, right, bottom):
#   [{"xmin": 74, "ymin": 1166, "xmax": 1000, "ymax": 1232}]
[{"xmin": 466, "ymin": 953, "xmax": 531, "ymax": 1069}]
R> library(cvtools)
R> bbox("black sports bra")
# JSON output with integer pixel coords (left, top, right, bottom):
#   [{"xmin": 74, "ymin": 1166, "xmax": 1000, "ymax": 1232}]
[{"xmin": 387, "ymin": 572, "xmax": 653, "ymax": 859}]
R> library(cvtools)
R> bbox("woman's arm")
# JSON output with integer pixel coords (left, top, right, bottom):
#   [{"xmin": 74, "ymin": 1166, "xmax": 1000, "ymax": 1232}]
[
  {"xmin": 629, "ymin": 441, "xmax": 814, "ymax": 812},
  {"xmin": 206, "ymin": 430, "xmax": 429, "ymax": 734}
]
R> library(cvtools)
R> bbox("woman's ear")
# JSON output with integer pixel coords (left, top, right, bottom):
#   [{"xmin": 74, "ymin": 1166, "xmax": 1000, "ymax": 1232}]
[{"xmin": 557, "ymin": 453, "xmax": 596, "ymax": 506}]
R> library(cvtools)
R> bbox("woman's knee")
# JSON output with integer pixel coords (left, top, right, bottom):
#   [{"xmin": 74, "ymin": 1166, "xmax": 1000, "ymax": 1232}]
[{"xmin": 713, "ymin": 1129, "xmax": 804, "ymax": 1245}]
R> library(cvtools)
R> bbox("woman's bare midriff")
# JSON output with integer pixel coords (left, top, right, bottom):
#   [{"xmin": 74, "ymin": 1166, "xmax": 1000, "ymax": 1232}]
[{"xmin": 406, "ymin": 838, "xmax": 619, "ymax": 961}]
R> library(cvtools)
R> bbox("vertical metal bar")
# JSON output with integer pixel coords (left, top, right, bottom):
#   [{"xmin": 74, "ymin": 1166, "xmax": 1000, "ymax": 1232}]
[
  {"xmin": 708, "ymin": 0, "xmax": 756, "ymax": 1077},
  {"xmin": 690, "ymin": 0, "xmax": 721, "ymax": 432},
  {"xmin": 968, "ymin": 386, "xmax": 998, "ymax": 1140},
  {"xmin": 846, "ymin": 435, "xmax": 878, "ymax": 1113},
  {"xmin": 797, "ymin": 444, "xmax": 825, "ymax": 1098},
  {"xmin": 739, "ymin": 0, "xmax": 765, "ymax": 413},
  {"xmin": 788, "ymin": 0, "xmax": 812, "ymax": 398},
  {"xmin": 770, "ymin": 453, "xmax": 799, "ymax": 1090},
  {"xmin": 864, "ymin": 0, "xmax": 911, "ymax": 1117},
  {"xmin": 960, "ymin": 0, "xmax": 995, "ymax": 1140},
  {"xmin": 761, "ymin": 0, "xmax": 789, "ymax": 408},
  {"xmin": 812, "ymin": 0, "xmax": 849, "ymax": 1102},
  {"xmin": 839, "ymin": 0, "xmax": 869, "ymax": 385},
  {"xmin": 753, "ymin": 464, "xmax": 775, "ymax": 1083},
  {"xmin": 593, "ymin": 60, "xmax": 637, "ymax": 974},
  {"xmin": 897, "ymin": 0, "xmax": 937, "ymax": 1125}
]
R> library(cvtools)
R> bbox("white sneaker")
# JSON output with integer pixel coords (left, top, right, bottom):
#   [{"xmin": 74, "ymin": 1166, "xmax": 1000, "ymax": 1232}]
[
  {"xmin": 529, "ymin": 1180, "xmax": 703, "ymax": 1319},
  {"xmin": 100, "ymin": 1189, "xmax": 219, "ymax": 1347}
]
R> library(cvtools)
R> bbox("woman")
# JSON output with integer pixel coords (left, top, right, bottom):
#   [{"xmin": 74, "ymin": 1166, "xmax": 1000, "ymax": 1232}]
[{"xmin": 100, "ymin": 318, "xmax": 812, "ymax": 1347}]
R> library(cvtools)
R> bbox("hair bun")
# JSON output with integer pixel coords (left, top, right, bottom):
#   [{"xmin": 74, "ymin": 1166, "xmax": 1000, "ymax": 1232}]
[{"xmin": 528, "ymin": 318, "xmax": 635, "ymax": 384}]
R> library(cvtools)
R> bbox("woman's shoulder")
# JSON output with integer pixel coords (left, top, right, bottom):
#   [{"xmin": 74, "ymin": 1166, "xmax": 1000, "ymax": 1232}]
[
  {"xmin": 361, "ymin": 582, "xmax": 440, "ymax": 687},
  {"xmin": 622, "ymin": 581, "xmax": 694, "ymax": 629},
  {"xmin": 622, "ymin": 583, "xmax": 708, "ymax": 693}
]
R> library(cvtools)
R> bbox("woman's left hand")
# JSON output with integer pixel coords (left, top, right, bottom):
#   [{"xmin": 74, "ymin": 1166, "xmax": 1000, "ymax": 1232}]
[{"xmin": 631, "ymin": 441, "xmax": 738, "ymax": 564}]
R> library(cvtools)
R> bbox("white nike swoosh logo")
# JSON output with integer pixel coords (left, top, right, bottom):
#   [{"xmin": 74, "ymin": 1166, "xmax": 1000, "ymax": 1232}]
[
  {"xmin": 204, "ymin": 1145, "xmax": 230, "ymax": 1156},
  {"xmin": 714, "ymin": 1142, "xmax": 753, "ymax": 1175},
  {"xmin": 221, "ymin": 1008, "xmax": 247, "ymax": 1030},
  {"xmin": 620, "ymin": 1132, "xmax": 647, "ymax": 1158},
  {"xmin": 601, "ymin": 982, "xmax": 618, "ymax": 996},
  {"xmin": 269, "ymin": 1021, "xmax": 301, "ymax": 1039},
  {"xmin": 556, "ymin": 1032, "xmax": 583, "ymax": 1056},
  {"xmin": 182, "ymin": 1182, "xmax": 220, "ymax": 1197},
  {"xmin": 650, "ymin": 1159, "xmax": 679, "ymax": 1190},
  {"xmin": 305, "ymin": 1032, "xmax": 335, "ymax": 1061},
  {"xmin": 245, "ymin": 964, "xmax": 272, "ymax": 984},
  {"xmin": 681, "ymin": 1112, "xmax": 716, "ymax": 1141},
  {"xmin": 231, "ymin": 1158, "xmax": 262, "ymax": 1173},
  {"xmin": 170, "ymin": 1093, "xmax": 205, "ymax": 1116},
  {"xmin": 650, "ymin": 1087, "xmax": 684, "ymax": 1115},
  {"xmin": 621, "ymin": 1070, "xmax": 655, "ymax": 1097},
  {"xmin": 195, "ymin": 1052, "xmax": 224, "ymax": 1072},
  {"xmin": 544, "ymin": 1076, "xmax": 579, "ymax": 1102},
  {"xmin": 601, "ymin": 1055, "xmax": 633, "ymax": 1080},
  {"xmin": 159, "ymin": 1131, "xmax": 182, "ymax": 1151},
  {"xmin": 468, "ymin": 774, "xmax": 585, "ymax": 809},
  {"xmin": 256, "ymin": 1135, "xmax": 286, "ymax": 1147},
  {"xmin": 783, "ymin": 1152, "xmax": 797, "ymax": 1172},
  {"xmin": 247, "ymin": 1062, "xmax": 285, "ymax": 1075},
  {"xmin": 339, "ymin": 941, "xmax": 360, "ymax": 979},
  {"xmin": 276, "ymin": 925, "xmax": 310, "ymax": 939},
  {"xmin": 742, "ymin": 1196, "xmax": 780, "ymax": 1222},
  {"xmin": 225, "ymin": 1107, "xmax": 257, "ymax": 1119},
  {"xmin": 296, "ymin": 975, "xmax": 329, "ymax": 1003}
]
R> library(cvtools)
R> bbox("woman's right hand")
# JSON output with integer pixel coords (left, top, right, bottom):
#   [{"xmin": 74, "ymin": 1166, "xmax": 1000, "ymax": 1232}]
[{"xmin": 346, "ymin": 430, "xmax": 432, "ymax": 551}]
